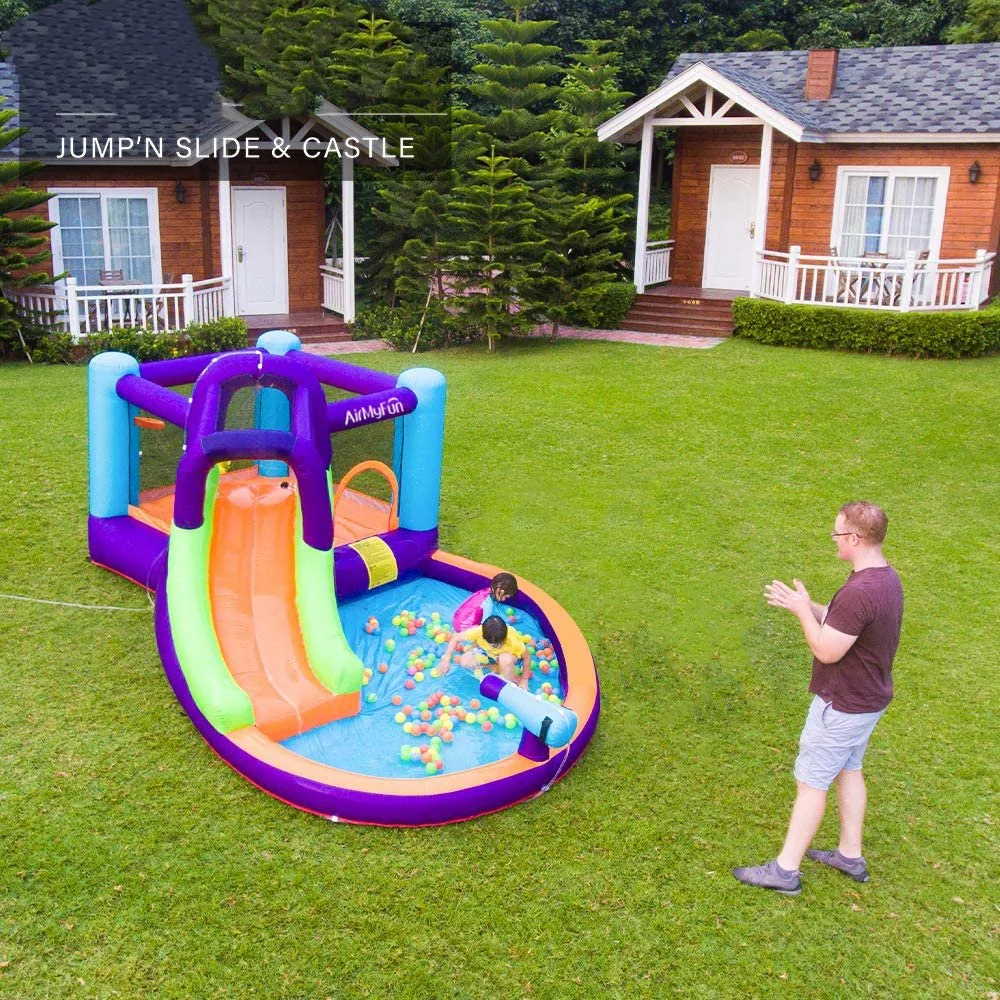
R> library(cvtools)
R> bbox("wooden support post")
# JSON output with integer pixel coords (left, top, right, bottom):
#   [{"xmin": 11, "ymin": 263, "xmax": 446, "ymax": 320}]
[
  {"xmin": 66, "ymin": 276, "xmax": 80, "ymax": 340},
  {"xmin": 784, "ymin": 245, "xmax": 800, "ymax": 304},
  {"xmin": 341, "ymin": 156, "xmax": 356, "ymax": 323},
  {"xmin": 753, "ymin": 124, "xmax": 773, "ymax": 298},
  {"xmin": 634, "ymin": 116, "xmax": 654, "ymax": 295}
]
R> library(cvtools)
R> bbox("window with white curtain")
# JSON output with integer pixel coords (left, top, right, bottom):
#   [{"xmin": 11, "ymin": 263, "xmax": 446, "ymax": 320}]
[
  {"xmin": 49, "ymin": 189, "xmax": 160, "ymax": 285},
  {"xmin": 833, "ymin": 168, "xmax": 949, "ymax": 259}
]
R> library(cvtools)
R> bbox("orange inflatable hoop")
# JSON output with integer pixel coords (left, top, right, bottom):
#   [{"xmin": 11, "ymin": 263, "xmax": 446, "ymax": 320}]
[{"xmin": 334, "ymin": 461, "xmax": 400, "ymax": 532}]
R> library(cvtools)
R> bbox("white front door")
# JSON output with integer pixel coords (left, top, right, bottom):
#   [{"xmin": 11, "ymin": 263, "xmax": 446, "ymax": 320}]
[
  {"xmin": 702, "ymin": 166, "xmax": 759, "ymax": 291},
  {"xmin": 231, "ymin": 187, "xmax": 289, "ymax": 314}
]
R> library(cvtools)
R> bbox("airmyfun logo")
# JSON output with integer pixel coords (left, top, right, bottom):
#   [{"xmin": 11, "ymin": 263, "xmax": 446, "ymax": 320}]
[{"xmin": 343, "ymin": 396, "xmax": 407, "ymax": 427}]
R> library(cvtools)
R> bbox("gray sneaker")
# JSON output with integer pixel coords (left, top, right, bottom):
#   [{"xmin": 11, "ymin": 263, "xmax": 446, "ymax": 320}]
[
  {"xmin": 806, "ymin": 848, "xmax": 869, "ymax": 883},
  {"xmin": 732, "ymin": 859, "xmax": 802, "ymax": 896}
]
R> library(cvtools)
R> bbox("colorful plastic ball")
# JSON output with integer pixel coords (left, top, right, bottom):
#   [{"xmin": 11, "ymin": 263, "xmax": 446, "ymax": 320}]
[
  {"xmin": 504, "ymin": 714, "xmax": 518, "ymax": 730},
  {"xmin": 402, "ymin": 722, "xmax": 413, "ymax": 734},
  {"xmin": 481, "ymin": 721, "xmax": 493, "ymax": 733},
  {"xmin": 431, "ymin": 612, "xmax": 441, "ymax": 621},
  {"xmin": 440, "ymin": 695, "xmax": 451, "ymax": 707},
  {"xmin": 400, "ymin": 746, "xmax": 412, "ymax": 761},
  {"xmin": 425, "ymin": 762, "xmax": 437, "ymax": 775},
  {"xmin": 470, "ymin": 699, "xmax": 481, "ymax": 710},
  {"xmin": 404, "ymin": 679, "xmax": 415, "ymax": 690},
  {"xmin": 385, "ymin": 639, "xmax": 396, "ymax": 652},
  {"xmin": 392, "ymin": 694, "xmax": 403, "ymax": 706},
  {"xmin": 366, "ymin": 692, "xmax": 378, "ymax": 704},
  {"xmin": 415, "ymin": 672, "xmax": 425, "ymax": 682},
  {"xmin": 378, "ymin": 663, "xmax": 389, "ymax": 674},
  {"xmin": 442, "ymin": 731, "xmax": 454, "ymax": 743}
]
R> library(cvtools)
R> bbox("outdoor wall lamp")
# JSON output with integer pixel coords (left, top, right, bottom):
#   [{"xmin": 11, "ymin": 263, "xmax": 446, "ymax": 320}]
[
  {"xmin": 175, "ymin": 179, "xmax": 187, "ymax": 204},
  {"xmin": 968, "ymin": 161, "xmax": 981, "ymax": 184},
  {"xmin": 808, "ymin": 159, "xmax": 822, "ymax": 182}
]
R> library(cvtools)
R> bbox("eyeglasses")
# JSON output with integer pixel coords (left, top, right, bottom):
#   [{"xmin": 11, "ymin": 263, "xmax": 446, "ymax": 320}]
[{"xmin": 830, "ymin": 531, "xmax": 856, "ymax": 538}]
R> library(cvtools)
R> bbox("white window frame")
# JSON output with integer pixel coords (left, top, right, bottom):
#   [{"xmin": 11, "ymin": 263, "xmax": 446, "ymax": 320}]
[
  {"xmin": 47, "ymin": 187, "xmax": 163, "ymax": 288},
  {"xmin": 830, "ymin": 165, "xmax": 950, "ymax": 260}
]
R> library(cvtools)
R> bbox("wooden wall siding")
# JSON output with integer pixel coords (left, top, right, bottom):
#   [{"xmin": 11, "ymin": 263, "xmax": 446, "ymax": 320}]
[
  {"xmin": 672, "ymin": 130, "xmax": 1000, "ymax": 290},
  {"xmin": 784, "ymin": 144, "xmax": 1000, "ymax": 260},
  {"xmin": 26, "ymin": 155, "xmax": 327, "ymax": 311},
  {"xmin": 670, "ymin": 126, "xmax": 791, "ymax": 287}
]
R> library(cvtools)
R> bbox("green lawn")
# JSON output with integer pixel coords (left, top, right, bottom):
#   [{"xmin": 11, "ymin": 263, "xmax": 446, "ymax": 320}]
[{"xmin": 1, "ymin": 338, "xmax": 997, "ymax": 998}]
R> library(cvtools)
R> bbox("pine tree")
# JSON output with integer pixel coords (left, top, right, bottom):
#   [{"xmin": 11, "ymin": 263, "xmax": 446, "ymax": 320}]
[
  {"xmin": 445, "ymin": 147, "xmax": 539, "ymax": 352},
  {"xmin": 549, "ymin": 39, "xmax": 633, "ymax": 196},
  {"xmin": 459, "ymin": 0, "xmax": 561, "ymax": 181},
  {"xmin": 0, "ymin": 100, "xmax": 57, "ymax": 359},
  {"xmin": 331, "ymin": 8, "xmax": 412, "ymax": 111},
  {"xmin": 519, "ymin": 191, "xmax": 628, "ymax": 339}
]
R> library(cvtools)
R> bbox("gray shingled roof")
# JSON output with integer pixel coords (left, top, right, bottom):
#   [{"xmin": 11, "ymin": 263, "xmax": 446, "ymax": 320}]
[
  {"xmin": 1, "ymin": 0, "xmax": 228, "ymax": 160},
  {"xmin": 668, "ymin": 45, "xmax": 1000, "ymax": 135}
]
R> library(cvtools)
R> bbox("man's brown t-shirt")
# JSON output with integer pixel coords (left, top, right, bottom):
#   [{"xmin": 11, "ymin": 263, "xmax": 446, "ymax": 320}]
[{"xmin": 810, "ymin": 565, "xmax": 904, "ymax": 714}]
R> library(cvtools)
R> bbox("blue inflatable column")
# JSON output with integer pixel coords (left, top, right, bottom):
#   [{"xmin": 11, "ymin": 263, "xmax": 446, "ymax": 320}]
[
  {"xmin": 255, "ymin": 329, "xmax": 301, "ymax": 478},
  {"xmin": 88, "ymin": 351, "xmax": 140, "ymax": 518},
  {"xmin": 394, "ymin": 368, "xmax": 446, "ymax": 532}
]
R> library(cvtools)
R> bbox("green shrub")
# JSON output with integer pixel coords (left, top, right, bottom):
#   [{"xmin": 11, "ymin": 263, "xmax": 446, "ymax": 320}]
[
  {"xmin": 186, "ymin": 316, "xmax": 248, "ymax": 354},
  {"xmin": 31, "ymin": 331, "xmax": 74, "ymax": 364},
  {"xmin": 584, "ymin": 281, "xmax": 637, "ymax": 330},
  {"xmin": 353, "ymin": 300, "xmax": 479, "ymax": 352},
  {"xmin": 732, "ymin": 297, "xmax": 1000, "ymax": 359},
  {"xmin": 81, "ymin": 327, "xmax": 180, "ymax": 362}
]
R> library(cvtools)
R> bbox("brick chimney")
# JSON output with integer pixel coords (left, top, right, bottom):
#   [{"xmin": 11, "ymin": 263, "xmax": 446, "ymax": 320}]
[{"xmin": 804, "ymin": 49, "xmax": 838, "ymax": 100}]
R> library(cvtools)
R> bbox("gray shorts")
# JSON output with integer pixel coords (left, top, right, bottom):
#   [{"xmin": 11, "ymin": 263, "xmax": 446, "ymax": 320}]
[{"xmin": 794, "ymin": 695, "xmax": 886, "ymax": 791}]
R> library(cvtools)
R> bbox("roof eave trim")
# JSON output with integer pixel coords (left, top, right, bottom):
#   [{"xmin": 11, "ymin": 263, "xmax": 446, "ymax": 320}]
[
  {"xmin": 597, "ymin": 62, "xmax": 804, "ymax": 143},
  {"xmin": 810, "ymin": 131, "xmax": 1000, "ymax": 144}
]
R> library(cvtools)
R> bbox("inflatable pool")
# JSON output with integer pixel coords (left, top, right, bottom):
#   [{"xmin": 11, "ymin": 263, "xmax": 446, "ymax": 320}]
[{"xmin": 87, "ymin": 332, "xmax": 599, "ymax": 825}]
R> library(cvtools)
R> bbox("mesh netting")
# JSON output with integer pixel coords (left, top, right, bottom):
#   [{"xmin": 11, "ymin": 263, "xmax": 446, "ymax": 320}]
[{"xmin": 134, "ymin": 381, "xmax": 396, "ymax": 504}]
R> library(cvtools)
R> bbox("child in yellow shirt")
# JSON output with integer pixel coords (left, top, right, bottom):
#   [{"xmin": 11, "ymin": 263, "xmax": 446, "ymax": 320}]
[{"xmin": 438, "ymin": 615, "xmax": 533, "ymax": 689}]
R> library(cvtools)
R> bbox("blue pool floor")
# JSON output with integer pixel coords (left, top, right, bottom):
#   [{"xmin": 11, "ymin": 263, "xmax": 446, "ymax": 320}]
[{"xmin": 282, "ymin": 575, "xmax": 565, "ymax": 778}]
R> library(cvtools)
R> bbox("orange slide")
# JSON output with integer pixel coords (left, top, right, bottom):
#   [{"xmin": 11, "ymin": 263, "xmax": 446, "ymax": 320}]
[{"xmin": 204, "ymin": 476, "xmax": 358, "ymax": 742}]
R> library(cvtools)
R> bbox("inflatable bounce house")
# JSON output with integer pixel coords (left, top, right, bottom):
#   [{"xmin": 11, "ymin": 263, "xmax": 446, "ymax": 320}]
[{"xmin": 88, "ymin": 331, "xmax": 599, "ymax": 825}]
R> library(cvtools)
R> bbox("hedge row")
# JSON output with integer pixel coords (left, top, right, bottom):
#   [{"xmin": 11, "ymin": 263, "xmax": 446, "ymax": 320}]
[
  {"xmin": 30, "ymin": 317, "xmax": 250, "ymax": 364},
  {"xmin": 732, "ymin": 296, "xmax": 1000, "ymax": 359}
]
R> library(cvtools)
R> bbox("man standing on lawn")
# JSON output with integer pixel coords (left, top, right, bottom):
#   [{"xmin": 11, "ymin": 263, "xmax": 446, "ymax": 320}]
[{"xmin": 733, "ymin": 501, "xmax": 904, "ymax": 897}]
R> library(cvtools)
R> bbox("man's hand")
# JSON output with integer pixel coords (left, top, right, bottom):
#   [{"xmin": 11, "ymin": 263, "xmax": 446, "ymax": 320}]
[{"xmin": 765, "ymin": 578, "xmax": 813, "ymax": 619}]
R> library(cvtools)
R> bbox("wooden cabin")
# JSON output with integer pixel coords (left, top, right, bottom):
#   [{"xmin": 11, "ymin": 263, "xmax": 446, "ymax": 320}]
[
  {"xmin": 598, "ymin": 45, "xmax": 1000, "ymax": 335},
  {"xmin": 0, "ymin": 0, "xmax": 394, "ymax": 342}
]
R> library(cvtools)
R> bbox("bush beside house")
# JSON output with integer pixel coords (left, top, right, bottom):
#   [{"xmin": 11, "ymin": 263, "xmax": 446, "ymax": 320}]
[
  {"xmin": 30, "ymin": 317, "xmax": 249, "ymax": 364},
  {"xmin": 733, "ymin": 296, "xmax": 1000, "ymax": 359}
]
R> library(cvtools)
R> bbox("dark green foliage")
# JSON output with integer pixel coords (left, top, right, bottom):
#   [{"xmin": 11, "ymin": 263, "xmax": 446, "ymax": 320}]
[
  {"xmin": 583, "ymin": 280, "xmax": 637, "ymax": 330},
  {"xmin": 29, "ymin": 330, "xmax": 73, "ymax": 364},
  {"xmin": 71, "ymin": 317, "xmax": 248, "ymax": 365},
  {"xmin": 444, "ymin": 147, "xmax": 540, "ymax": 351},
  {"xmin": 519, "ymin": 192, "xmax": 629, "ymax": 337},
  {"xmin": 733, "ymin": 297, "xmax": 1000, "ymax": 359},
  {"xmin": 458, "ymin": 2, "xmax": 562, "ymax": 179},
  {"xmin": 945, "ymin": 0, "xmax": 1000, "ymax": 41},
  {"xmin": 351, "ymin": 299, "xmax": 477, "ymax": 350},
  {"xmin": 185, "ymin": 316, "xmax": 250, "ymax": 354},
  {"xmin": 0, "ymin": 99, "xmax": 58, "ymax": 360}
]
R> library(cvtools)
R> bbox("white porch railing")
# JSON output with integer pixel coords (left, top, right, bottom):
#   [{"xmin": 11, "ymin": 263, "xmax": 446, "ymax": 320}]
[
  {"xmin": 5, "ymin": 274, "xmax": 232, "ymax": 340},
  {"xmin": 321, "ymin": 259, "xmax": 346, "ymax": 315},
  {"xmin": 754, "ymin": 247, "xmax": 995, "ymax": 312},
  {"xmin": 644, "ymin": 240, "xmax": 674, "ymax": 288}
]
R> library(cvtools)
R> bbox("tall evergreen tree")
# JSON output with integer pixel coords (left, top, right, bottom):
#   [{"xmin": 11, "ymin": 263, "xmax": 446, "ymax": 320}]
[
  {"xmin": 519, "ymin": 192, "xmax": 628, "ymax": 340},
  {"xmin": 549, "ymin": 39, "xmax": 633, "ymax": 196},
  {"xmin": 459, "ymin": 0, "xmax": 561, "ymax": 180},
  {"xmin": 445, "ymin": 147, "xmax": 539, "ymax": 351},
  {"xmin": 0, "ymin": 100, "xmax": 57, "ymax": 359}
]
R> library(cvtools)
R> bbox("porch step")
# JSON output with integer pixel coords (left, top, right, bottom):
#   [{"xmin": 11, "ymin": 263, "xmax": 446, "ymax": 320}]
[
  {"xmin": 624, "ymin": 289, "xmax": 736, "ymax": 336},
  {"xmin": 242, "ymin": 310, "xmax": 351, "ymax": 346}
]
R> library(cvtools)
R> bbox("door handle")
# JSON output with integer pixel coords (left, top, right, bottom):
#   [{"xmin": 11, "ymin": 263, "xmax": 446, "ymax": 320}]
[
  {"xmin": 237, "ymin": 245, "xmax": 245, "ymax": 263},
  {"xmin": 748, "ymin": 222, "xmax": 756, "ymax": 239}
]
